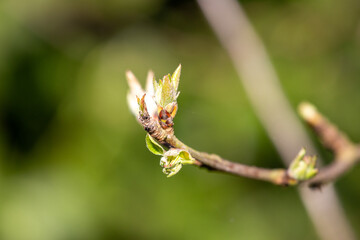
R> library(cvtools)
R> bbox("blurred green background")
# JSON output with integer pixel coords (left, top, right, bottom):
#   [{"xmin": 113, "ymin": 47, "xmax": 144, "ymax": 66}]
[{"xmin": 0, "ymin": 0, "xmax": 360, "ymax": 239}]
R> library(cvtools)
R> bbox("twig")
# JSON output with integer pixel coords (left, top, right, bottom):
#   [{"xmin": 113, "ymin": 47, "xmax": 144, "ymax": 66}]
[
  {"xmin": 138, "ymin": 99, "xmax": 360, "ymax": 187},
  {"xmin": 139, "ymin": 106, "xmax": 296, "ymax": 185}
]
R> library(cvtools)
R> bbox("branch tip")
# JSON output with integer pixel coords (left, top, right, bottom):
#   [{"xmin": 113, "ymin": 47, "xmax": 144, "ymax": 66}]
[{"xmin": 298, "ymin": 102, "xmax": 318, "ymax": 122}]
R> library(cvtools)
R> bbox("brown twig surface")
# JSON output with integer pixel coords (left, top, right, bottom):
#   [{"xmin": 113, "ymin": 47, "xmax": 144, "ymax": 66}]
[{"xmin": 139, "ymin": 103, "xmax": 294, "ymax": 185}]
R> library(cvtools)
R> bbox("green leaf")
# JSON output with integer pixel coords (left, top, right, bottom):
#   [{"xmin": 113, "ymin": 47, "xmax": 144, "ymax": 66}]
[
  {"xmin": 178, "ymin": 150, "xmax": 195, "ymax": 165},
  {"xmin": 159, "ymin": 148, "xmax": 196, "ymax": 177},
  {"xmin": 288, "ymin": 148, "xmax": 318, "ymax": 181},
  {"xmin": 171, "ymin": 64, "xmax": 181, "ymax": 91},
  {"xmin": 160, "ymin": 75, "xmax": 174, "ymax": 106},
  {"xmin": 145, "ymin": 134, "xmax": 165, "ymax": 155}
]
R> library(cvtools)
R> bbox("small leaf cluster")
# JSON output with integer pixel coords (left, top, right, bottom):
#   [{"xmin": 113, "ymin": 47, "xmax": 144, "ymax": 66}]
[
  {"xmin": 146, "ymin": 134, "xmax": 195, "ymax": 177},
  {"xmin": 288, "ymin": 148, "xmax": 318, "ymax": 181}
]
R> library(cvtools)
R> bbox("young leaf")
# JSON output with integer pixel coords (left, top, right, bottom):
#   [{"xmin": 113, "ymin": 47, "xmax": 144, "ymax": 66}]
[
  {"xmin": 160, "ymin": 148, "xmax": 196, "ymax": 177},
  {"xmin": 288, "ymin": 148, "xmax": 318, "ymax": 181},
  {"xmin": 171, "ymin": 64, "xmax": 181, "ymax": 91},
  {"xmin": 145, "ymin": 134, "xmax": 165, "ymax": 155}
]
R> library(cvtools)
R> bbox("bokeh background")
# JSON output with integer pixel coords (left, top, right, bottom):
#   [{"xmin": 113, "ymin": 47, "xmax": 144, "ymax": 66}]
[{"xmin": 0, "ymin": 0, "xmax": 360, "ymax": 239}]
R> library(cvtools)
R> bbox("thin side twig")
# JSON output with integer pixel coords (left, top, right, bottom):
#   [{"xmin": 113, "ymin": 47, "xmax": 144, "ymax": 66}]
[{"xmin": 299, "ymin": 103, "xmax": 360, "ymax": 188}]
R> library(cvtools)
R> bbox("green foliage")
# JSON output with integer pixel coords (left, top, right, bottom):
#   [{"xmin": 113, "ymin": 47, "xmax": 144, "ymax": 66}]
[
  {"xmin": 146, "ymin": 134, "xmax": 195, "ymax": 177},
  {"xmin": 160, "ymin": 148, "xmax": 195, "ymax": 177},
  {"xmin": 288, "ymin": 148, "xmax": 318, "ymax": 181},
  {"xmin": 153, "ymin": 64, "xmax": 181, "ymax": 108},
  {"xmin": 145, "ymin": 134, "xmax": 165, "ymax": 156}
]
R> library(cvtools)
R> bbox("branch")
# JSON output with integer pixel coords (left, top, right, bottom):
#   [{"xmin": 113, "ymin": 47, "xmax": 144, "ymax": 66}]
[
  {"xmin": 139, "ymin": 105, "xmax": 297, "ymax": 185},
  {"xmin": 127, "ymin": 67, "xmax": 319, "ymax": 186},
  {"xmin": 126, "ymin": 68, "xmax": 360, "ymax": 188}
]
